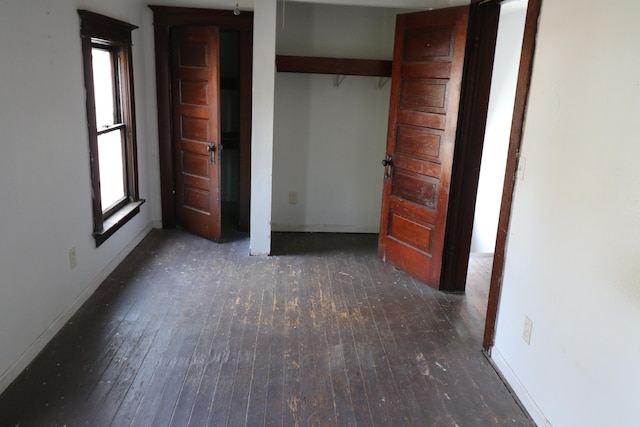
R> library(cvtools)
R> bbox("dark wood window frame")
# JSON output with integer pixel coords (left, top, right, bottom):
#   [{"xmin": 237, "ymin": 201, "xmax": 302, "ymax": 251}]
[{"xmin": 79, "ymin": 10, "xmax": 144, "ymax": 247}]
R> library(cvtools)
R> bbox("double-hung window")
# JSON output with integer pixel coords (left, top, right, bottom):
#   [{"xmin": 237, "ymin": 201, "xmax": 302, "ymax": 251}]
[{"xmin": 79, "ymin": 10, "xmax": 144, "ymax": 247}]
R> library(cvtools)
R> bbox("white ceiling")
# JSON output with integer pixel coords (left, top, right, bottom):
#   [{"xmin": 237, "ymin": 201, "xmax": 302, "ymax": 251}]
[{"xmin": 288, "ymin": 0, "xmax": 470, "ymax": 9}]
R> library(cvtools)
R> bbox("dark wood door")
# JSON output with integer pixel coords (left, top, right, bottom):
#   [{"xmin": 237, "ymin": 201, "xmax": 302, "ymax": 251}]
[
  {"xmin": 378, "ymin": 6, "xmax": 470, "ymax": 288},
  {"xmin": 171, "ymin": 26, "xmax": 222, "ymax": 241}
]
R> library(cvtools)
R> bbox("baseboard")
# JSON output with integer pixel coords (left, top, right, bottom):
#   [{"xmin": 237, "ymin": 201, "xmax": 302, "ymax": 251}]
[
  {"xmin": 271, "ymin": 223, "xmax": 379, "ymax": 233},
  {"xmin": 0, "ymin": 225, "xmax": 153, "ymax": 395},
  {"xmin": 490, "ymin": 347, "xmax": 552, "ymax": 427}
]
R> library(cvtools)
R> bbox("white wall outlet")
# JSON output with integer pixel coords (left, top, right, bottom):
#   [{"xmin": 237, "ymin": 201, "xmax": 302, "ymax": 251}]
[
  {"xmin": 288, "ymin": 191, "xmax": 298, "ymax": 205},
  {"xmin": 69, "ymin": 247, "xmax": 77, "ymax": 270},
  {"xmin": 522, "ymin": 315, "xmax": 533, "ymax": 345}
]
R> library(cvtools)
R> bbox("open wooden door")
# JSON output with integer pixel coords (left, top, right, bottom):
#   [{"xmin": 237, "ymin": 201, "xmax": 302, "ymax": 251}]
[
  {"xmin": 378, "ymin": 6, "xmax": 470, "ymax": 288},
  {"xmin": 171, "ymin": 26, "xmax": 223, "ymax": 242}
]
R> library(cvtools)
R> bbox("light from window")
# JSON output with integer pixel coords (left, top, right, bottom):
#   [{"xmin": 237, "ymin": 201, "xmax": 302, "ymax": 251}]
[
  {"xmin": 97, "ymin": 129, "xmax": 126, "ymax": 210},
  {"xmin": 91, "ymin": 48, "xmax": 117, "ymax": 128}
]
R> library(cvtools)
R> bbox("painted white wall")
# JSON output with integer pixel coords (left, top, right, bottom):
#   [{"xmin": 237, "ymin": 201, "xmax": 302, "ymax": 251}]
[
  {"xmin": 492, "ymin": 1, "xmax": 640, "ymax": 426},
  {"xmin": 250, "ymin": 0, "xmax": 278, "ymax": 255},
  {"xmin": 272, "ymin": 3, "xmax": 397, "ymax": 233},
  {"xmin": 470, "ymin": 1, "xmax": 527, "ymax": 253},
  {"xmin": 0, "ymin": 0, "xmax": 152, "ymax": 392}
]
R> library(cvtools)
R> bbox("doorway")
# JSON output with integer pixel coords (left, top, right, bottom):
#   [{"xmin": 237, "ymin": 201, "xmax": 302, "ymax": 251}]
[
  {"xmin": 469, "ymin": 0, "xmax": 529, "ymax": 347},
  {"xmin": 484, "ymin": 0, "xmax": 542, "ymax": 350},
  {"xmin": 151, "ymin": 6, "xmax": 253, "ymax": 240},
  {"xmin": 373, "ymin": 0, "xmax": 541, "ymax": 351},
  {"xmin": 471, "ymin": 2, "xmax": 529, "ymax": 258},
  {"xmin": 219, "ymin": 31, "xmax": 243, "ymax": 232},
  {"xmin": 270, "ymin": 0, "xmax": 541, "ymax": 351}
]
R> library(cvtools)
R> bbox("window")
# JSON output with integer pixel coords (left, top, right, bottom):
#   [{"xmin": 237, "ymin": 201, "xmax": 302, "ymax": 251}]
[{"xmin": 79, "ymin": 10, "xmax": 144, "ymax": 247}]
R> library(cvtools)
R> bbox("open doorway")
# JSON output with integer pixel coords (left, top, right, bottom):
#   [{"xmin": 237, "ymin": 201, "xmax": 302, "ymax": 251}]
[
  {"xmin": 484, "ymin": 0, "xmax": 542, "ymax": 350},
  {"xmin": 220, "ymin": 31, "xmax": 242, "ymax": 232},
  {"xmin": 471, "ymin": 2, "xmax": 529, "ymax": 258},
  {"xmin": 271, "ymin": 0, "xmax": 541, "ymax": 351},
  {"xmin": 468, "ymin": 0, "xmax": 528, "ymax": 333},
  {"xmin": 151, "ymin": 6, "xmax": 253, "ymax": 242}
]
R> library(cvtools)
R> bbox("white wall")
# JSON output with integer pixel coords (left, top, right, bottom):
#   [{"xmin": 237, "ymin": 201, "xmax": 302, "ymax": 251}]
[
  {"xmin": 0, "ymin": 0, "xmax": 153, "ymax": 393},
  {"xmin": 492, "ymin": 1, "xmax": 640, "ymax": 426},
  {"xmin": 470, "ymin": 1, "xmax": 526, "ymax": 253},
  {"xmin": 250, "ymin": 0, "xmax": 278, "ymax": 255},
  {"xmin": 272, "ymin": 3, "xmax": 398, "ymax": 233}
]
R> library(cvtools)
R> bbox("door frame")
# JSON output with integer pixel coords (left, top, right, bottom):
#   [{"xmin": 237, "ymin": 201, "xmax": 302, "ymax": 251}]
[
  {"xmin": 150, "ymin": 6, "xmax": 253, "ymax": 232},
  {"xmin": 375, "ymin": 0, "xmax": 541, "ymax": 350},
  {"xmin": 438, "ymin": 2, "xmax": 502, "ymax": 292},
  {"xmin": 419, "ymin": 0, "xmax": 541, "ymax": 349},
  {"xmin": 483, "ymin": 0, "xmax": 543, "ymax": 351}
]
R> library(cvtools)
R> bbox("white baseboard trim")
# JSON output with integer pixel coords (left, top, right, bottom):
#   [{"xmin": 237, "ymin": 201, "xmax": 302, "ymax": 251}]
[
  {"xmin": 0, "ymin": 225, "xmax": 153, "ymax": 394},
  {"xmin": 271, "ymin": 223, "xmax": 379, "ymax": 234},
  {"xmin": 491, "ymin": 347, "xmax": 552, "ymax": 427}
]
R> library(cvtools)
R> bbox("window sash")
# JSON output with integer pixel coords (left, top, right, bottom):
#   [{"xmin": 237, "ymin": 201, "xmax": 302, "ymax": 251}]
[
  {"xmin": 97, "ymin": 127, "xmax": 128, "ymax": 215},
  {"xmin": 91, "ymin": 46, "xmax": 119, "ymax": 129}
]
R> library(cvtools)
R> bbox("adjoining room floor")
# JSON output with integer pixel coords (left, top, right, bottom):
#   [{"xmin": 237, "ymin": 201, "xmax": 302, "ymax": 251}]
[{"xmin": 0, "ymin": 230, "xmax": 533, "ymax": 426}]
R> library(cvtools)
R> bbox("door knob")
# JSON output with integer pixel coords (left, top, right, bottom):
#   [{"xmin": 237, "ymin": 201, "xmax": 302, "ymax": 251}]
[
  {"xmin": 206, "ymin": 141, "xmax": 216, "ymax": 164},
  {"xmin": 382, "ymin": 155, "xmax": 393, "ymax": 178}
]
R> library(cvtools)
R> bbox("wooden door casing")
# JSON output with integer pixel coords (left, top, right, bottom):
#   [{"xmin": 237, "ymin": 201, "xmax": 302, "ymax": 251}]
[
  {"xmin": 378, "ymin": 6, "xmax": 470, "ymax": 288},
  {"xmin": 150, "ymin": 6, "xmax": 253, "ymax": 235},
  {"xmin": 171, "ymin": 26, "xmax": 222, "ymax": 241},
  {"xmin": 484, "ymin": 0, "xmax": 542, "ymax": 349},
  {"xmin": 440, "ymin": 3, "xmax": 501, "ymax": 292}
]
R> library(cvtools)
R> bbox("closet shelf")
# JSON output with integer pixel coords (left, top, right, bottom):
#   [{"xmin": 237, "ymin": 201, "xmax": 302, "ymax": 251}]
[{"xmin": 276, "ymin": 55, "xmax": 392, "ymax": 77}]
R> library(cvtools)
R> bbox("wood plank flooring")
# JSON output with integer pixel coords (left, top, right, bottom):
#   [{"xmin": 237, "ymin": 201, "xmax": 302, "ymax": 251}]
[{"xmin": 0, "ymin": 230, "xmax": 533, "ymax": 426}]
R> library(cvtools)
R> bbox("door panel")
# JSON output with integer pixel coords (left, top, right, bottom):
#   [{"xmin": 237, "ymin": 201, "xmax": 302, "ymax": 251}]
[
  {"xmin": 171, "ymin": 26, "xmax": 222, "ymax": 241},
  {"xmin": 378, "ymin": 6, "xmax": 469, "ymax": 288}
]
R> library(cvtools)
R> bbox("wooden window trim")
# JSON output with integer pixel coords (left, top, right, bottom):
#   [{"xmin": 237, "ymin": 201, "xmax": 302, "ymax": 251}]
[{"xmin": 79, "ymin": 10, "xmax": 144, "ymax": 247}]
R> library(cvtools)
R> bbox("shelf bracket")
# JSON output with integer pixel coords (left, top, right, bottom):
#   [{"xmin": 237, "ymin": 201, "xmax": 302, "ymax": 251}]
[
  {"xmin": 377, "ymin": 77, "xmax": 390, "ymax": 90},
  {"xmin": 333, "ymin": 74, "xmax": 346, "ymax": 88}
]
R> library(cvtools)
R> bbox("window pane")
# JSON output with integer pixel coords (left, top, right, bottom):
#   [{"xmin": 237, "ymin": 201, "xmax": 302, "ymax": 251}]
[
  {"xmin": 98, "ymin": 129, "xmax": 126, "ymax": 211},
  {"xmin": 91, "ymin": 48, "xmax": 116, "ymax": 128}
]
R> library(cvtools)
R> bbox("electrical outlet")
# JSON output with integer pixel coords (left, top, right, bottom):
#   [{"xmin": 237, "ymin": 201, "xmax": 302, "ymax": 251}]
[
  {"xmin": 69, "ymin": 247, "xmax": 77, "ymax": 270},
  {"xmin": 288, "ymin": 191, "xmax": 298, "ymax": 205},
  {"xmin": 522, "ymin": 315, "xmax": 533, "ymax": 345}
]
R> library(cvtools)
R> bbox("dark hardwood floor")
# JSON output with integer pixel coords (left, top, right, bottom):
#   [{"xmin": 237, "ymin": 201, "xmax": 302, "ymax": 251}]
[{"xmin": 0, "ymin": 230, "xmax": 533, "ymax": 426}]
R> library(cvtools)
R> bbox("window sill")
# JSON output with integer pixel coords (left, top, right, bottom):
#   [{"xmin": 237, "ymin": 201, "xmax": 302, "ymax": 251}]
[{"xmin": 93, "ymin": 199, "xmax": 145, "ymax": 247}]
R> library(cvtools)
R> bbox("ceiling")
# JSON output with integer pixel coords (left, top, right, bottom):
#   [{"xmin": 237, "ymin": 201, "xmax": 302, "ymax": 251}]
[{"xmin": 282, "ymin": 0, "xmax": 470, "ymax": 9}]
